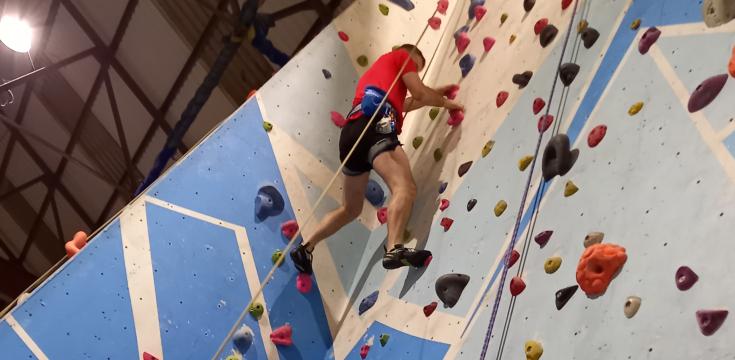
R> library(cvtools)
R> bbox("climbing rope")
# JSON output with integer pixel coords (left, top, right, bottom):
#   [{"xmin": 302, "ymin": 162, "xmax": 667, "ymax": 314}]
[
  {"xmin": 211, "ymin": 8, "xmax": 443, "ymax": 360},
  {"xmin": 477, "ymin": 1, "xmax": 582, "ymax": 359}
]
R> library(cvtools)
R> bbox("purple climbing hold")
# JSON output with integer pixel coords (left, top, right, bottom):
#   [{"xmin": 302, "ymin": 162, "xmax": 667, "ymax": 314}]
[
  {"xmin": 365, "ymin": 179, "xmax": 385, "ymax": 207},
  {"xmin": 675, "ymin": 266, "xmax": 699, "ymax": 291},
  {"xmin": 638, "ymin": 27, "xmax": 661, "ymax": 54},
  {"xmin": 459, "ymin": 54, "xmax": 476, "ymax": 78},
  {"xmin": 468, "ymin": 0, "xmax": 486, "ymax": 19},
  {"xmin": 388, "ymin": 0, "xmax": 415, "ymax": 11},
  {"xmin": 359, "ymin": 290, "xmax": 379, "ymax": 315},
  {"xmin": 322, "ymin": 69, "xmax": 332, "ymax": 79},
  {"xmin": 454, "ymin": 25, "xmax": 470, "ymax": 40},
  {"xmin": 467, "ymin": 198, "xmax": 477, "ymax": 211},
  {"xmin": 696, "ymin": 309, "xmax": 728, "ymax": 336},
  {"xmin": 687, "ymin": 74, "xmax": 728, "ymax": 113},
  {"xmin": 458, "ymin": 161, "xmax": 473, "ymax": 177},
  {"xmin": 255, "ymin": 185, "xmax": 285, "ymax": 221},
  {"xmin": 439, "ymin": 181, "xmax": 448, "ymax": 194},
  {"xmin": 534, "ymin": 230, "xmax": 553, "ymax": 248}
]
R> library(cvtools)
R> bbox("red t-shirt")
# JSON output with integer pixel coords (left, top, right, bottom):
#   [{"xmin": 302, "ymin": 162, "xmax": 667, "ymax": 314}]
[{"xmin": 351, "ymin": 49, "xmax": 418, "ymax": 133}]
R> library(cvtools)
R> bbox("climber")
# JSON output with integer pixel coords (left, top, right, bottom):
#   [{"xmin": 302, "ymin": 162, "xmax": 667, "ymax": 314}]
[{"xmin": 290, "ymin": 44, "xmax": 464, "ymax": 273}]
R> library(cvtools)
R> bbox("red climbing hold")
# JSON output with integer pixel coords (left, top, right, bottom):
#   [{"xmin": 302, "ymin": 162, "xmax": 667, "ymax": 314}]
[
  {"xmin": 534, "ymin": 230, "xmax": 553, "ymax": 247},
  {"xmin": 439, "ymin": 199, "xmax": 450, "ymax": 211},
  {"xmin": 338, "ymin": 31, "xmax": 349, "ymax": 42},
  {"xmin": 506, "ymin": 250, "xmax": 520, "ymax": 268},
  {"xmin": 331, "ymin": 111, "xmax": 347, "ymax": 127},
  {"xmin": 696, "ymin": 309, "xmax": 728, "ymax": 336},
  {"xmin": 483, "ymin": 37, "xmax": 496, "ymax": 52},
  {"xmin": 440, "ymin": 217, "xmax": 454, "ymax": 231},
  {"xmin": 532, "ymin": 97, "xmax": 546, "ymax": 115},
  {"xmin": 587, "ymin": 125, "xmax": 607, "ymax": 148},
  {"xmin": 424, "ymin": 301, "xmax": 438, "ymax": 316},
  {"xmin": 538, "ymin": 114, "xmax": 554, "ymax": 133},
  {"xmin": 561, "ymin": 0, "xmax": 573, "ymax": 10},
  {"xmin": 377, "ymin": 207, "xmax": 388, "ymax": 224},
  {"xmin": 270, "ymin": 324, "xmax": 293, "ymax": 346},
  {"xmin": 496, "ymin": 91, "xmax": 509, "ymax": 107},
  {"xmin": 448, "ymin": 109, "xmax": 464, "ymax": 127},
  {"xmin": 576, "ymin": 243, "xmax": 627, "ymax": 296},
  {"xmin": 281, "ymin": 220, "xmax": 299, "ymax": 239},
  {"xmin": 474, "ymin": 6, "xmax": 487, "ymax": 21},
  {"xmin": 296, "ymin": 273, "xmax": 312, "ymax": 293},
  {"xmin": 510, "ymin": 276, "xmax": 526, "ymax": 296},
  {"xmin": 360, "ymin": 344, "xmax": 371, "ymax": 359},
  {"xmin": 143, "ymin": 352, "xmax": 159, "ymax": 360},
  {"xmin": 428, "ymin": 16, "xmax": 442, "ymax": 30},
  {"xmin": 456, "ymin": 32, "xmax": 470, "ymax": 53},
  {"xmin": 444, "ymin": 84, "xmax": 460, "ymax": 100},
  {"xmin": 534, "ymin": 18, "xmax": 549, "ymax": 35},
  {"xmin": 437, "ymin": 0, "xmax": 449, "ymax": 14},
  {"xmin": 65, "ymin": 231, "xmax": 88, "ymax": 257},
  {"xmin": 729, "ymin": 46, "xmax": 735, "ymax": 77}
]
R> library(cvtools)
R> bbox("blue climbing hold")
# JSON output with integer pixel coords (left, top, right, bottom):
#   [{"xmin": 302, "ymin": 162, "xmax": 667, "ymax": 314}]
[
  {"xmin": 389, "ymin": 0, "xmax": 415, "ymax": 11},
  {"xmin": 468, "ymin": 0, "xmax": 486, "ymax": 19},
  {"xmin": 439, "ymin": 181, "xmax": 448, "ymax": 194},
  {"xmin": 255, "ymin": 185, "xmax": 285, "ymax": 221},
  {"xmin": 322, "ymin": 69, "xmax": 332, "ymax": 79},
  {"xmin": 359, "ymin": 290, "xmax": 379, "ymax": 315},
  {"xmin": 459, "ymin": 54, "xmax": 476, "ymax": 77},
  {"xmin": 233, "ymin": 325, "xmax": 254, "ymax": 354},
  {"xmin": 365, "ymin": 179, "xmax": 385, "ymax": 207},
  {"xmin": 454, "ymin": 25, "xmax": 470, "ymax": 40}
]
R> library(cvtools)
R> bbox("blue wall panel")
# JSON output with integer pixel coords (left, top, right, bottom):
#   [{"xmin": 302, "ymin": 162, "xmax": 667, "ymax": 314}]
[
  {"xmin": 345, "ymin": 321, "xmax": 449, "ymax": 360},
  {"xmin": 0, "ymin": 322, "xmax": 37, "ymax": 359}
]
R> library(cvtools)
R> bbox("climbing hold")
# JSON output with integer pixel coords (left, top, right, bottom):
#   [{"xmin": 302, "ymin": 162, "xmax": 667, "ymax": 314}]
[
  {"xmin": 247, "ymin": 89, "xmax": 257, "ymax": 99},
  {"xmin": 143, "ymin": 352, "xmax": 159, "ymax": 360},
  {"xmin": 434, "ymin": 148, "xmax": 443, "ymax": 162},
  {"xmin": 388, "ymin": 0, "xmax": 415, "ymax": 11},
  {"xmin": 496, "ymin": 91, "xmax": 509, "ymax": 107},
  {"xmin": 587, "ymin": 125, "xmax": 607, "ymax": 148},
  {"xmin": 270, "ymin": 324, "xmax": 293, "ymax": 346},
  {"xmin": 412, "ymin": 136, "xmax": 424, "ymax": 149},
  {"xmin": 458, "ymin": 161, "xmax": 473, "ymax": 177},
  {"xmin": 454, "ymin": 25, "xmax": 470, "ymax": 39},
  {"xmin": 688, "ymin": 74, "xmax": 728, "ymax": 113},
  {"xmin": 675, "ymin": 265, "xmax": 699, "ymax": 291},
  {"xmin": 436, "ymin": 273, "xmax": 470, "ymax": 308},
  {"xmin": 271, "ymin": 250, "xmax": 284, "ymax": 266},
  {"xmin": 249, "ymin": 302, "xmax": 264, "ymax": 319},
  {"xmin": 428, "ymin": 16, "xmax": 442, "ymax": 30},
  {"xmin": 628, "ymin": 101, "xmax": 644, "ymax": 115},
  {"xmin": 533, "ymin": 97, "xmax": 546, "ymax": 115},
  {"xmin": 518, "ymin": 155, "xmax": 534, "ymax": 171},
  {"xmin": 696, "ymin": 309, "xmax": 729, "ymax": 336},
  {"xmin": 437, "ymin": 0, "xmax": 449, "ymax": 14},
  {"xmin": 510, "ymin": 276, "xmax": 526, "ymax": 296},
  {"xmin": 555, "ymin": 285, "xmax": 578, "ymax": 310},
  {"xmin": 65, "ymin": 231, "xmax": 88, "ymax": 257},
  {"xmin": 624, "ymin": 296, "xmax": 642, "ymax": 318},
  {"xmin": 523, "ymin": 0, "xmax": 535, "ymax": 12},
  {"xmin": 702, "ymin": 0, "xmax": 735, "ymax": 27},
  {"xmin": 729, "ymin": 46, "xmax": 735, "ymax": 77},
  {"xmin": 525, "ymin": 340, "xmax": 543, "ymax": 360},
  {"xmin": 365, "ymin": 179, "xmax": 385, "ymax": 207},
  {"xmin": 378, "ymin": 3, "xmax": 389, "ymax": 15},
  {"xmin": 482, "ymin": 140, "xmax": 495, "ymax": 157},
  {"xmin": 500, "ymin": 13, "xmax": 509, "ymax": 25},
  {"xmin": 281, "ymin": 219, "xmax": 299, "ymax": 240},
  {"xmin": 429, "ymin": 107, "xmax": 440, "ymax": 120},
  {"xmin": 541, "ymin": 134, "xmax": 579, "ymax": 181},
  {"xmin": 263, "ymin": 121, "xmax": 273, "ymax": 132},
  {"xmin": 322, "ymin": 69, "xmax": 332, "ymax": 79},
  {"xmin": 331, "ymin": 111, "xmax": 347, "ymax": 127},
  {"xmin": 338, "ymin": 31, "xmax": 349, "ymax": 42},
  {"xmin": 296, "ymin": 273, "xmax": 312, "ymax": 293},
  {"xmin": 540, "ymin": 24, "xmax": 558, "ymax": 47},
  {"xmin": 255, "ymin": 185, "xmax": 285, "ymax": 220},
  {"xmin": 439, "ymin": 199, "xmax": 450, "ymax": 211},
  {"xmin": 360, "ymin": 344, "xmax": 371, "ymax": 359},
  {"xmin": 380, "ymin": 333, "xmax": 390, "ymax": 346},
  {"xmin": 233, "ymin": 325, "xmax": 254, "ymax": 354},
  {"xmin": 483, "ymin": 37, "xmax": 496, "ymax": 52},
  {"xmin": 494, "ymin": 200, "xmax": 507, "ymax": 217},
  {"xmin": 474, "ymin": 6, "xmax": 487, "ymax": 21},
  {"xmin": 576, "ymin": 243, "xmax": 628, "ymax": 296},
  {"xmin": 534, "ymin": 18, "xmax": 549, "ymax": 35},
  {"xmin": 357, "ymin": 55, "xmax": 369, "ymax": 67},
  {"xmin": 424, "ymin": 301, "xmax": 438, "ymax": 316},
  {"xmin": 544, "ymin": 256, "xmax": 562, "ymax": 274},
  {"xmin": 467, "ymin": 199, "xmax": 477, "ymax": 211},
  {"xmin": 561, "ymin": 0, "xmax": 573, "ymax": 10},
  {"xmin": 440, "ymin": 217, "xmax": 454, "ymax": 231},
  {"xmin": 359, "ymin": 290, "xmax": 379, "ymax": 315},
  {"xmin": 638, "ymin": 27, "xmax": 661, "ymax": 54},
  {"xmin": 439, "ymin": 181, "xmax": 448, "ymax": 194},
  {"xmin": 444, "ymin": 84, "xmax": 460, "ymax": 100},
  {"xmin": 459, "ymin": 54, "xmax": 476, "ymax": 77},
  {"xmin": 559, "ymin": 63, "xmax": 580, "ymax": 86},
  {"xmin": 537, "ymin": 114, "xmax": 554, "ymax": 133},
  {"xmin": 512, "ymin": 71, "xmax": 534, "ymax": 89},
  {"xmin": 564, "ymin": 181, "xmax": 579, "ymax": 197},
  {"xmin": 377, "ymin": 207, "xmax": 388, "ymax": 224},
  {"xmin": 630, "ymin": 18, "xmax": 641, "ymax": 30},
  {"xmin": 509, "ymin": 34, "xmax": 517, "ymax": 44},
  {"xmin": 455, "ymin": 32, "xmax": 471, "ymax": 53},
  {"xmin": 581, "ymin": 27, "xmax": 599, "ymax": 48},
  {"xmin": 584, "ymin": 232, "xmax": 604, "ymax": 248},
  {"xmin": 506, "ymin": 249, "xmax": 520, "ymax": 268},
  {"xmin": 534, "ymin": 230, "xmax": 553, "ymax": 247},
  {"xmin": 448, "ymin": 109, "xmax": 464, "ymax": 127},
  {"xmin": 577, "ymin": 19, "xmax": 589, "ymax": 34}
]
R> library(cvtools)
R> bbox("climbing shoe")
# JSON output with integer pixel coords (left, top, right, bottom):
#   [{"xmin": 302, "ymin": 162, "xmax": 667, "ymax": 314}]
[
  {"xmin": 290, "ymin": 244, "xmax": 313, "ymax": 275},
  {"xmin": 382, "ymin": 244, "xmax": 433, "ymax": 270}
]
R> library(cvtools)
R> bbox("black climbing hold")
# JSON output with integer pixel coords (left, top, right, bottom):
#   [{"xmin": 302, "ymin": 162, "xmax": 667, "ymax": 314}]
[
  {"xmin": 467, "ymin": 199, "xmax": 477, "ymax": 211},
  {"xmin": 688, "ymin": 74, "xmax": 728, "ymax": 113},
  {"xmin": 580, "ymin": 27, "xmax": 599, "ymax": 48},
  {"xmin": 512, "ymin": 71, "xmax": 533, "ymax": 89},
  {"xmin": 541, "ymin": 134, "xmax": 579, "ymax": 181},
  {"xmin": 523, "ymin": 0, "xmax": 535, "ymax": 12},
  {"xmin": 255, "ymin": 185, "xmax": 285, "ymax": 220},
  {"xmin": 435, "ymin": 273, "xmax": 470, "ymax": 308},
  {"xmin": 458, "ymin": 161, "xmax": 473, "ymax": 177},
  {"xmin": 555, "ymin": 285, "xmax": 578, "ymax": 310},
  {"xmin": 322, "ymin": 69, "xmax": 332, "ymax": 79},
  {"xmin": 540, "ymin": 24, "xmax": 558, "ymax": 48},
  {"xmin": 439, "ymin": 181, "xmax": 448, "ymax": 194},
  {"xmin": 559, "ymin": 63, "xmax": 580, "ymax": 87},
  {"xmin": 388, "ymin": 0, "xmax": 415, "ymax": 11}
]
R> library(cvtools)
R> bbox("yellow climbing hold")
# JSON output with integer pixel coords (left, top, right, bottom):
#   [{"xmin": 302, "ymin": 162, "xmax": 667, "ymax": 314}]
[
  {"xmin": 577, "ymin": 19, "xmax": 589, "ymax": 34},
  {"xmin": 544, "ymin": 256, "xmax": 562, "ymax": 274},
  {"xmin": 525, "ymin": 340, "xmax": 544, "ymax": 360},
  {"xmin": 630, "ymin": 18, "xmax": 641, "ymax": 30},
  {"xmin": 378, "ymin": 3, "xmax": 389, "ymax": 15},
  {"xmin": 434, "ymin": 148, "xmax": 443, "ymax": 162},
  {"xmin": 494, "ymin": 200, "xmax": 507, "ymax": 217},
  {"xmin": 263, "ymin": 121, "xmax": 273, "ymax": 132},
  {"xmin": 357, "ymin": 55, "xmax": 369, "ymax": 67},
  {"xmin": 429, "ymin": 107, "xmax": 440, "ymax": 120},
  {"xmin": 482, "ymin": 140, "xmax": 495, "ymax": 158},
  {"xmin": 226, "ymin": 355, "xmax": 240, "ymax": 360},
  {"xmin": 500, "ymin": 13, "xmax": 508, "ymax": 25},
  {"xmin": 628, "ymin": 101, "xmax": 643, "ymax": 115},
  {"xmin": 564, "ymin": 181, "xmax": 578, "ymax": 197},
  {"xmin": 518, "ymin": 155, "xmax": 534, "ymax": 171},
  {"xmin": 412, "ymin": 136, "xmax": 424, "ymax": 149},
  {"xmin": 246, "ymin": 26, "xmax": 256, "ymax": 41},
  {"xmin": 509, "ymin": 34, "xmax": 517, "ymax": 44}
]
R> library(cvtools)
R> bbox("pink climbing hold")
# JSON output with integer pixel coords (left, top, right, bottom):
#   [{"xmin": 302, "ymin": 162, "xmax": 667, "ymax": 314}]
[
  {"xmin": 65, "ymin": 231, "xmax": 88, "ymax": 258},
  {"xmin": 456, "ymin": 32, "xmax": 470, "ymax": 53},
  {"xmin": 474, "ymin": 5, "xmax": 487, "ymax": 21},
  {"xmin": 538, "ymin": 114, "xmax": 554, "ymax": 133},
  {"xmin": 448, "ymin": 109, "xmax": 464, "ymax": 127},
  {"xmin": 561, "ymin": 0, "xmax": 573, "ymax": 10},
  {"xmin": 437, "ymin": 0, "xmax": 449, "ymax": 14},
  {"xmin": 440, "ymin": 217, "xmax": 454, "ymax": 232},
  {"xmin": 439, "ymin": 199, "xmax": 450, "ymax": 211},
  {"xmin": 331, "ymin": 111, "xmax": 347, "ymax": 127},
  {"xmin": 143, "ymin": 352, "xmax": 159, "ymax": 360},
  {"xmin": 496, "ymin": 91, "xmax": 509, "ymax": 107},
  {"xmin": 270, "ymin": 324, "xmax": 293, "ymax": 346},
  {"xmin": 533, "ymin": 97, "xmax": 546, "ymax": 114},
  {"xmin": 424, "ymin": 301, "xmax": 438, "ymax": 317},
  {"xmin": 534, "ymin": 230, "xmax": 553, "ymax": 247},
  {"xmin": 444, "ymin": 84, "xmax": 460, "ymax": 100},
  {"xmin": 296, "ymin": 273, "xmax": 312, "ymax": 293},
  {"xmin": 377, "ymin": 207, "xmax": 388, "ymax": 224},
  {"xmin": 588, "ymin": 125, "xmax": 607, "ymax": 148},
  {"xmin": 281, "ymin": 220, "xmax": 299, "ymax": 239},
  {"xmin": 360, "ymin": 344, "xmax": 371, "ymax": 359},
  {"xmin": 506, "ymin": 249, "xmax": 520, "ymax": 268},
  {"xmin": 483, "ymin": 37, "xmax": 496, "ymax": 52},
  {"xmin": 534, "ymin": 18, "xmax": 549, "ymax": 35},
  {"xmin": 510, "ymin": 276, "xmax": 526, "ymax": 296},
  {"xmin": 338, "ymin": 31, "xmax": 349, "ymax": 42},
  {"xmin": 428, "ymin": 16, "xmax": 442, "ymax": 30}
]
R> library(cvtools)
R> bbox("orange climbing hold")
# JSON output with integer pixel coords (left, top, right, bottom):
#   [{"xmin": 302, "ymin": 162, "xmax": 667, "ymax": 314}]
[
  {"xmin": 729, "ymin": 46, "xmax": 735, "ymax": 77},
  {"xmin": 65, "ymin": 231, "xmax": 88, "ymax": 257},
  {"xmin": 576, "ymin": 243, "xmax": 627, "ymax": 296}
]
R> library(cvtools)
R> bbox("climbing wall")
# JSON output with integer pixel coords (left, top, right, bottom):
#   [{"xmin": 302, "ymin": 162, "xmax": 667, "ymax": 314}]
[{"xmin": 2, "ymin": 0, "xmax": 734, "ymax": 359}]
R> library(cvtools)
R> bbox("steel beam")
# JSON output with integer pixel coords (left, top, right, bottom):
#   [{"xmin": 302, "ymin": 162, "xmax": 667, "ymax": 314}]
[
  {"xmin": 271, "ymin": 1, "xmax": 311, "ymax": 21},
  {"xmin": 0, "ymin": 47, "xmax": 99, "ymax": 92},
  {"xmin": 0, "ymin": 174, "xmax": 46, "ymax": 203},
  {"xmin": 103, "ymin": 74, "xmax": 137, "ymax": 192}
]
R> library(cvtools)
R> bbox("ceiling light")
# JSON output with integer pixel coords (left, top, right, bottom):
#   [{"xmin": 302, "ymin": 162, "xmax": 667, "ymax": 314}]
[{"xmin": 0, "ymin": 16, "xmax": 32, "ymax": 53}]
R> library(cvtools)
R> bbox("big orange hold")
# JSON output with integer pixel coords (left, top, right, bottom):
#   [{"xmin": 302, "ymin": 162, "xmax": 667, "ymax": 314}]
[
  {"xmin": 576, "ymin": 243, "xmax": 627, "ymax": 296},
  {"xmin": 729, "ymin": 46, "xmax": 735, "ymax": 78}
]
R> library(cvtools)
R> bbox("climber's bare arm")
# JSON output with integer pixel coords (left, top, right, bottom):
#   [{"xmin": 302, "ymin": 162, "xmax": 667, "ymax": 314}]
[{"xmin": 402, "ymin": 72, "xmax": 464, "ymax": 111}]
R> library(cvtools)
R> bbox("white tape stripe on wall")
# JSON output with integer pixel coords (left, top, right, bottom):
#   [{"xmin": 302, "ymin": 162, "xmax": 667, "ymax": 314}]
[{"xmin": 5, "ymin": 314, "xmax": 49, "ymax": 360}]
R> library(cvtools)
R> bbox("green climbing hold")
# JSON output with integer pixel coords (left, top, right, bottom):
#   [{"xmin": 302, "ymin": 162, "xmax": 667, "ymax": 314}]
[
  {"xmin": 263, "ymin": 121, "xmax": 273, "ymax": 132},
  {"xmin": 482, "ymin": 140, "xmax": 495, "ymax": 157},
  {"xmin": 225, "ymin": 355, "xmax": 240, "ymax": 360},
  {"xmin": 429, "ymin": 107, "xmax": 440, "ymax": 120},
  {"xmin": 434, "ymin": 148, "xmax": 443, "ymax": 162},
  {"xmin": 412, "ymin": 136, "xmax": 424, "ymax": 149},
  {"xmin": 379, "ymin": 3, "xmax": 389, "ymax": 15},
  {"xmin": 500, "ymin": 13, "xmax": 508, "ymax": 25},
  {"xmin": 249, "ymin": 302, "xmax": 264, "ymax": 319},
  {"xmin": 380, "ymin": 333, "xmax": 390, "ymax": 346},
  {"xmin": 357, "ymin": 55, "xmax": 369, "ymax": 67},
  {"xmin": 271, "ymin": 249, "xmax": 283, "ymax": 266}
]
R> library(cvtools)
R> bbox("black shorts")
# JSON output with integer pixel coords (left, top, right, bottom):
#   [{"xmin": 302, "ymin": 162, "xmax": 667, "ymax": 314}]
[{"xmin": 339, "ymin": 114, "xmax": 401, "ymax": 176}]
